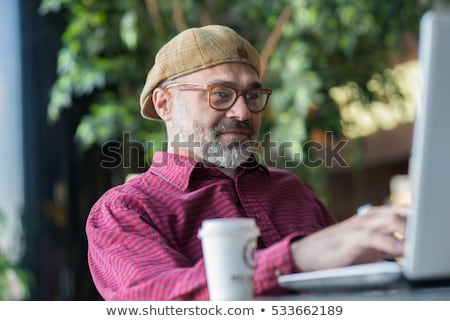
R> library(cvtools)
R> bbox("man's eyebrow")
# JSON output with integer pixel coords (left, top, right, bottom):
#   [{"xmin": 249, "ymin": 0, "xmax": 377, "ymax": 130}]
[{"xmin": 209, "ymin": 80, "xmax": 262, "ymax": 88}]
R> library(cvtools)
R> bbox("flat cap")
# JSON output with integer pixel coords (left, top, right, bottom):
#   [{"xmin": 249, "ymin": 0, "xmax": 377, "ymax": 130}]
[{"xmin": 140, "ymin": 25, "xmax": 261, "ymax": 120}]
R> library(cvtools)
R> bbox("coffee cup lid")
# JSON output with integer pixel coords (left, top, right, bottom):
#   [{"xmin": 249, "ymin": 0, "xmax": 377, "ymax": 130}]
[{"xmin": 198, "ymin": 218, "xmax": 260, "ymax": 238}]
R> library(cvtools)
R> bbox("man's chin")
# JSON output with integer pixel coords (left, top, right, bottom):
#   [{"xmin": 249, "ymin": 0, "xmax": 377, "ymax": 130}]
[{"xmin": 201, "ymin": 137, "xmax": 254, "ymax": 168}]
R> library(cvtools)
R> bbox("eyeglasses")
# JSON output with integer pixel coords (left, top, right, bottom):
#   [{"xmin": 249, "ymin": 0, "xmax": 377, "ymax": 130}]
[{"xmin": 164, "ymin": 82, "xmax": 272, "ymax": 113}]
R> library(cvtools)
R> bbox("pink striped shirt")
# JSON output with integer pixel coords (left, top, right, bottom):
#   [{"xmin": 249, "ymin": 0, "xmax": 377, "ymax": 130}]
[{"xmin": 86, "ymin": 152, "xmax": 336, "ymax": 300}]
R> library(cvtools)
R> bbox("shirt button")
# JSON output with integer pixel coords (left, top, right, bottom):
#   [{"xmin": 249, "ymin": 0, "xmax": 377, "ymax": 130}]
[{"xmin": 255, "ymin": 214, "xmax": 262, "ymax": 221}]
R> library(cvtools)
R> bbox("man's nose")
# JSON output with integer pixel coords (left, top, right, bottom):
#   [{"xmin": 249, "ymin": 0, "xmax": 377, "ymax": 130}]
[{"xmin": 225, "ymin": 95, "xmax": 251, "ymax": 121}]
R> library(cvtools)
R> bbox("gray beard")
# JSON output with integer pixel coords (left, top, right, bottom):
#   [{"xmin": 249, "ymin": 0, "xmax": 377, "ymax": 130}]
[
  {"xmin": 172, "ymin": 121, "xmax": 254, "ymax": 168},
  {"xmin": 203, "ymin": 140, "xmax": 251, "ymax": 168}
]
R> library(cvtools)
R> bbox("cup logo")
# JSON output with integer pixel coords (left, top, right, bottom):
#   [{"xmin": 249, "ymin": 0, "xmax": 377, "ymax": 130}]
[{"xmin": 243, "ymin": 239, "xmax": 257, "ymax": 269}]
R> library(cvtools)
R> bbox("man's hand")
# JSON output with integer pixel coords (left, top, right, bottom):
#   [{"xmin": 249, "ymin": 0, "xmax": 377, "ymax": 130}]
[{"xmin": 290, "ymin": 206, "xmax": 409, "ymax": 272}]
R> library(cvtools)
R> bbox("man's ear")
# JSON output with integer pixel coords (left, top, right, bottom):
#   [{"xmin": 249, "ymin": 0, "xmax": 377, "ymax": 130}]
[{"xmin": 152, "ymin": 87, "xmax": 173, "ymax": 121}]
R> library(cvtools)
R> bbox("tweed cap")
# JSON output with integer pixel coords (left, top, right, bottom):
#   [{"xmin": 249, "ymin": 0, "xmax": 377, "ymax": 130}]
[{"xmin": 140, "ymin": 25, "xmax": 261, "ymax": 120}]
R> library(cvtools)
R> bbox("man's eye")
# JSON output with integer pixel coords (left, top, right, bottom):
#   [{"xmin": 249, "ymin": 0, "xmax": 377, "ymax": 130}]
[
  {"xmin": 212, "ymin": 90, "xmax": 232, "ymax": 100},
  {"xmin": 246, "ymin": 92, "xmax": 259, "ymax": 100},
  {"xmin": 214, "ymin": 92, "xmax": 228, "ymax": 98}
]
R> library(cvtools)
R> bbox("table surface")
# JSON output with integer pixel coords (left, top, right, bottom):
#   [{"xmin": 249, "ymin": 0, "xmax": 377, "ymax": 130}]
[{"xmin": 258, "ymin": 282, "xmax": 450, "ymax": 300}]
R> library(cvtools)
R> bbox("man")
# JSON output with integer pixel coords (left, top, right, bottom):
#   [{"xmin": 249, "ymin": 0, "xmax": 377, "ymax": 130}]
[{"xmin": 86, "ymin": 25, "xmax": 407, "ymax": 300}]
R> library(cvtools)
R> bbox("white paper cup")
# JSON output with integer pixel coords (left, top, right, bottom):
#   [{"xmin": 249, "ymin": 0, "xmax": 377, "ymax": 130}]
[{"xmin": 198, "ymin": 218, "xmax": 260, "ymax": 300}]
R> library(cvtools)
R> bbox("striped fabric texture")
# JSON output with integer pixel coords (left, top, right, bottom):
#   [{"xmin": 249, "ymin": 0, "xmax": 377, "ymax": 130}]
[{"xmin": 86, "ymin": 152, "xmax": 336, "ymax": 300}]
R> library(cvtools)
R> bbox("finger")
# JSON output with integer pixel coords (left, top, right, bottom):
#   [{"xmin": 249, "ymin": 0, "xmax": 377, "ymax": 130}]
[
  {"xmin": 364, "ymin": 231, "xmax": 405, "ymax": 258},
  {"xmin": 388, "ymin": 214, "xmax": 407, "ymax": 241},
  {"xmin": 356, "ymin": 207, "xmax": 408, "ymax": 237},
  {"xmin": 366, "ymin": 205, "xmax": 411, "ymax": 218},
  {"xmin": 351, "ymin": 210, "xmax": 407, "ymax": 255}
]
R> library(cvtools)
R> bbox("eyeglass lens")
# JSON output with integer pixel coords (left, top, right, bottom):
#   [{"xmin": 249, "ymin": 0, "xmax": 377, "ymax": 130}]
[{"xmin": 209, "ymin": 86, "xmax": 268, "ymax": 112}]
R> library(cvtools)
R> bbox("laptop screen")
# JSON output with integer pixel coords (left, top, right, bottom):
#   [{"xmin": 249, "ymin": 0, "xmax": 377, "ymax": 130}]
[{"xmin": 404, "ymin": 10, "xmax": 450, "ymax": 280}]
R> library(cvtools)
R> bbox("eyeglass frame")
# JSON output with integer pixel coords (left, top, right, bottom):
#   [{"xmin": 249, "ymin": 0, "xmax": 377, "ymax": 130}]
[{"xmin": 163, "ymin": 82, "xmax": 272, "ymax": 113}]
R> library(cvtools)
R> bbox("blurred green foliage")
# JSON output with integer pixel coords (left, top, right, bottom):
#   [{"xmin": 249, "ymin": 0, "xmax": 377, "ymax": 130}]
[
  {"xmin": 268, "ymin": 0, "xmax": 426, "ymax": 142},
  {"xmin": 39, "ymin": 0, "xmax": 440, "ymax": 191},
  {"xmin": 0, "ymin": 211, "xmax": 30, "ymax": 300}
]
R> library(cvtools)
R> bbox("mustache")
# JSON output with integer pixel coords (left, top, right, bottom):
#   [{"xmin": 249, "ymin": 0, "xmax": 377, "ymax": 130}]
[{"xmin": 212, "ymin": 120, "xmax": 252, "ymax": 135}]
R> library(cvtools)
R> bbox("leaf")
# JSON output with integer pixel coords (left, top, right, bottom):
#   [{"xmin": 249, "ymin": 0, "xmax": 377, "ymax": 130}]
[{"xmin": 120, "ymin": 11, "xmax": 138, "ymax": 50}]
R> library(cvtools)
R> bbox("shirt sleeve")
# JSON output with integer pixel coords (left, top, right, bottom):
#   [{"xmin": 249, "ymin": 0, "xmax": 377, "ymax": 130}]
[
  {"xmin": 252, "ymin": 178, "xmax": 337, "ymax": 296},
  {"xmin": 86, "ymin": 197, "xmax": 209, "ymax": 300},
  {"xmin": 253, "ymin": 232, "xmax": 304, "ymax": 295}
]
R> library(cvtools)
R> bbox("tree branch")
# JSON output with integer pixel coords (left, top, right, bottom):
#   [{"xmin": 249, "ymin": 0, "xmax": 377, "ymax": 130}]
[
  {"xmin": 172, "ymin": 0, "xmax": 188, "ymax": 32},
  {"xmin": 260, "ymin": 7, "xmax": 293, "ymax": 80},
  {"xmin": 145, "ymin": 0, "xmax": 166, "ymax": 38}
]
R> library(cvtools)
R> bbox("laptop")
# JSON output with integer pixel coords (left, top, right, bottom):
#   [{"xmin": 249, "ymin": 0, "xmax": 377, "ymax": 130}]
[{"xmin": 278, "ymin": 10, "xmax": 450, "ymax": 292}]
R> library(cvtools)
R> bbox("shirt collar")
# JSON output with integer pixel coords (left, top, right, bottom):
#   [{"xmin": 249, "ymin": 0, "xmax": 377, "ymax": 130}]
[{"xmin": 149, "ymin": 152, "xmax": 269, "ymax": 191}]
